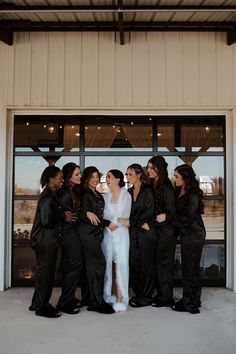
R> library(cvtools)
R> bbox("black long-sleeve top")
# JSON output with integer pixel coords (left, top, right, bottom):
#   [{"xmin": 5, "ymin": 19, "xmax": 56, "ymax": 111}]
[
  {"xmin": 175, "ymin": 192, "xmax": 206, "ymax": 240},
  {"xmin": 79, "ymin": 187, "xmax": 110, "ymax": 239},
  {"xmin": 59, "ymin": 188, "xmax": 81, "ymax": 235},
  {"xmin": 128, "ymin": 185, "xmax": 155, "ymax": 232},
  {"xmin": 30, "ymin": 186, "xmax": 62, "ymax": 251},
  {"xmin": 154, "ymin": 183, "xmax": 176, "ymax": 227}
]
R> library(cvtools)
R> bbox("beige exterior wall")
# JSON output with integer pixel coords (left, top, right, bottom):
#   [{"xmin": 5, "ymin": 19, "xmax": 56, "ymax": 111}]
[
  {"xmin": 0, "ymin": 31, "xmax": 236, "ymax": 108},
  {"xmin": 0, "ymin": 31, "xmax": 236, "ymax": 290}
]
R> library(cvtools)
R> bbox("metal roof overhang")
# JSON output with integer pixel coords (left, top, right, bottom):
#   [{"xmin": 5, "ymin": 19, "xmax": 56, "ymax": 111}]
[{"xmin": 1, "ymin": 3, "xmax": 236, "ymax": 46}]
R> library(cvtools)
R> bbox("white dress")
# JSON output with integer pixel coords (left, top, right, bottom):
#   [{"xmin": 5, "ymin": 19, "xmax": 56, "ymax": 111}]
[{"xmin": 102, "ymin": 187, "xmax": 132, "ymax": 312}]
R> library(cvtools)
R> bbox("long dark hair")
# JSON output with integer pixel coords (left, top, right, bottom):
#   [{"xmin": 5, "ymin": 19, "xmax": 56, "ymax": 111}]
[
  {"xmin": 80, "ymin": 166, "xmax": 100, "ymax": 189},
  {"xmin": 148, "ymin": 156, "xmax": 172, "ymax": 211},
  {"xmin": 127, "ymin": 163, "xmax": 148, "ymax": 186},
  {"xmin": 40, "ymin": 166, "xmax": 61, "ymax": 188},
  {"xmin": 62, "ymin": 162, "xmax": 80, "ymax": 208},
  {"xmin": 108, "ymin": 169, "xmax": 125, "ymax": 187},
  {"xmin": 175, "ymin": 164, "xmax": 204, "ymax": 214}
]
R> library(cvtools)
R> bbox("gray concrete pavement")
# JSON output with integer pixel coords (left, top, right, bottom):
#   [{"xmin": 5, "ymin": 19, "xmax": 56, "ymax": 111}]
[{"xmin": 0, "ymin": 287, "xmax": 236, "ymax": 354}]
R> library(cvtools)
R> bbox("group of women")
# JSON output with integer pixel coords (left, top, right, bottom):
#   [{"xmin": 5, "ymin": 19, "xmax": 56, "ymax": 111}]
[{"xmin": 29, "ymin": 156, "xmax": 206, "ymax": 318}]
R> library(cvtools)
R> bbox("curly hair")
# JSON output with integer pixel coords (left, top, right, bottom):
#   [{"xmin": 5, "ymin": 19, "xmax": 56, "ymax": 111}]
[
  {"xmin": 174, "ymin": 164, "xmax": 204, "ymax": 214},
  {"xmin": 148, "ymin": 156, "xmax": 172, "ymax": 212},
  {"xmin": 62, "ymin": 162, "xmax": 81, "ymax": 208},
  {"xmin": 127, "ymin": 163, "xmax": 148, "ymax": 186},
  {"xmin": 40, "ymin": 166, "xmax": 61, "ymax": 188}
]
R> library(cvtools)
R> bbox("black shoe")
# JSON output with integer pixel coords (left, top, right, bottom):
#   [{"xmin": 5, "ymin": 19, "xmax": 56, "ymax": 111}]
[
  {"xmin": 186, "ymin": 305, "xmax": 200, "ymax": 314},
  {"xmin": 129, "ymin": 299, "xmax": 151, "ymax": 308},
  {"xmin": 29, "ymin": 305, "xmax": 36, "ymax": 312},
  {"xmin": 36, "ymin": 304, "xmax": 61, "ymax": 318},
  {"xmin": 172, "ymin": 299, "xmax": 187, "ymax": 312},
  {"xmin": 87, "ymin": 303, "xmax": 115, "ymax": 314},
  {"xmin": 152, "ymin": 299, "xmax": 174, "ymax": 308},
  {"xmin": 57, "ymin": 303, "xmax": 80, "ymax": 315}
]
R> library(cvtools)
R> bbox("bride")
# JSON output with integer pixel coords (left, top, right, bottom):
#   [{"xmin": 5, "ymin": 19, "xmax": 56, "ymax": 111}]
[{"xmin": 102, "ymin": 169, "xmax": 132, "ymax": 313}]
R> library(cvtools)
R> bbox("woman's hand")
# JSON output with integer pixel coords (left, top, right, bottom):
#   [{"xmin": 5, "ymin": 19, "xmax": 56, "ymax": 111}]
[
  {"xmin": 156, "ymin": 213, "xmax": 166, "ymax": 223},
  {"xmin": 87, "ymin": 211, "xmax": 100, "ymax": 225},
  {"xmin": 141, "ymin": 222, "xmax": 150, "ymax": 231},
  {"xmin": 65, "ymin": 211, "xmax": 77, "ymax": 222},
  {"xmin": 108, "ymin": 223, "xmax": 118, "ymax": 232},
  {"xmin": 117, "ymin": 218, "xmax": 130, "ymax": 227}
]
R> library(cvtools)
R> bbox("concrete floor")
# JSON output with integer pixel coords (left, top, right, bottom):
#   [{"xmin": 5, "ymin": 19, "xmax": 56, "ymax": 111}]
[{"xmin": 0, "ymin": 287, "xmax": 236, "ymax": 354}]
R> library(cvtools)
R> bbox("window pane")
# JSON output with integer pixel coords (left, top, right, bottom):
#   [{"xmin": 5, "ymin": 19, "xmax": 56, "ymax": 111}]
[
  {"xmin": 15, "ymin": 157, "xmax": 48, "ymax": 195},
  {"xmin": 14, "ymin": 120, "xmax": 80, "ymax": 152},
  {"xmin": 203, "ymin": 200, "xmax": 224, "ymax": 240},
  {"xmin": 176, "ymin": 125, "xmax": 224, "ymax": 152},
  {"xmin": 158, "ymin": 125, "xmax": 175, "ymax": 152},
  {"xmin": 165, "ymin": 156, "xmax": 224, "ymax": 196},
  {"xmin": 85, "ymin": 123, "xmax": 152, "ymax": 151},
  {"xmin": 55, "ymin": 156, "xmax": 80, "ymax": 169}
]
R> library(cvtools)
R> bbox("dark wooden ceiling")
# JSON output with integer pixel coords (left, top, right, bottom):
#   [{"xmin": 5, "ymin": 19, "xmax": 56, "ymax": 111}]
[{"xmin": 1, "ymin": 1, "xmax": 236, "ymax": 46}]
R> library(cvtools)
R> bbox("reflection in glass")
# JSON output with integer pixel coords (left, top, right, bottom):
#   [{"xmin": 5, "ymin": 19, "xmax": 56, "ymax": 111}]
[
  {"xmin": 158, "ymin": 125, "xmax": 175, "ymax": 152},
  {"xmin": 178, "ymin": 124, "xmax": 224, "ymax": 152},
  {"xmin": 85, "ymin": 123, "xmax": 152, "ymax": 151},
  {"xmin": 14, "ymin": 120, "xmax": 80, "ymax": 152},
  {"xmin": 175, "ymin": 243, "xmax": 225, "ymax": 283},
  {"xmin": 55, "ymin": 156, "xmax": 80, "ymax": 169},
  {"xmin": 203, "ymin": 200, "xmax": 224, "ymax": 240},
  {"xmin": 14, "ymin": 200, "xmax": 37, "ymax": 240},
  {"xmin": 15, "ymin": 157, "xmax": 48, "ymax": 195}
]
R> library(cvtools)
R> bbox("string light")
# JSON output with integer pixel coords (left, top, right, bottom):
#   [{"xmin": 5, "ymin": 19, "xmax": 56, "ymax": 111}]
[
  {"xmin": 98, "ymin": 126, "xmax": 101, "ymax": 130},
  {"xmin": 26, "ymin": 122, "xmax": 29, "ymax": 126},
  {"xmin": 43, "ymin": 125, "xmax": 47, "ymax": 128},
  {"xmin": 131, "ymin": 121, "xmax": 134, "ymax": 125},
  {"xmin": 48, "ymin": 126, "xmax": 54, "ymax": 133}
]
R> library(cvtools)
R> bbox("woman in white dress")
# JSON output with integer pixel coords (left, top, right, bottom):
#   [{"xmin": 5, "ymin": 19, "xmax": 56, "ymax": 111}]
[{"xmin": 102, "ymin": 169, "xmax": 132, "ymax": 313}]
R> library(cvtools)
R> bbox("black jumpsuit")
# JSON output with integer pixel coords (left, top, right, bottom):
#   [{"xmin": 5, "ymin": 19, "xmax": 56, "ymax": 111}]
[
  {"xmin": 57, "ymin": 188, "xmax": 84, "ymax": 308},
  {"xmin": 129, "ymin": 185, "xmax": 156, "ymax": 306},
  {"xmin": 154, "ymin": 183, "xmax": 176, "ymax": 306},
  {"xmin": 30, "ymin": 186, "xmax": 61, "ymax": 311},
  {"xmin": 175, "ymin": 192, "xmax": 206, "ymax": 311},
  {"xmin": 79, "ymin": 187, "xmax": 110, "ymax": 308}
]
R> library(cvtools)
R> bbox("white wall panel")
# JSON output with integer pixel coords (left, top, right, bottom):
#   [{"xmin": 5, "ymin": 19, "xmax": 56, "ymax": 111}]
[
  {"xmin": 232, "ymin": 43, "xmax": 236, "ymax": 104},
  {"xmin": 81, "ymin": 32, "xmax": 98, "ymax": 107},
  {"xmin": 148, "ymin": 32, "xmax": 166, "ymax": 107},
  {"xmin": 0, "ymin": 42, "xmax": 14, "ymax": 105},
  {"xmin": 182, "ymin": 32, "xmax": 200, "ymax": 107},
  {"xmin": 0, "ymin": 31, "xmax": 236, "ymax": 109},
  {"xmin": 165, "ymin": 32, "xmax": 183, "ymax": 106},
  {"xmin": 30, "ymin": 32, "xmax": 48, "ymax": 106},
  {"xmin": 215, "ymin": 33, "xmax": 233, "ymax": 107},
  {"xmin": 14, "ymin": 32, "xmax": 31, "ymax": 105},
  {"xmin": 64, "ymin": 32, "xmax": 82, "ymax": 107},
  {"xmin": 98, "ymin": 33, "xmax": 115, "ymax": 107},
  {"xmin": 199, "ymin": 33, "xmax": 217, "ymax": 107},
  {"xmin": 115, "ymin": 33, "xmax": 132, "ymax": 107},
  {"xmin": 131, "ymin": 32, "xmax": 149, "ymax": 106},
  {"xmin": 47, "ymin": 32, "xmax": 65, "ymax": 106}
]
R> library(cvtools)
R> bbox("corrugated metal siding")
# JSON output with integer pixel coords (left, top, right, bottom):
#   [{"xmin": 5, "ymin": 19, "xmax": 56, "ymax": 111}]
[{"xmin": 0, "ymin": 31, "xmax": 236, "ymax": 108}]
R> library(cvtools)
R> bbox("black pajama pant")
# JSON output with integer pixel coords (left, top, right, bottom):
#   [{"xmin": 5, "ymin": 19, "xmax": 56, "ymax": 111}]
[
  {"xmin": 57, "ymin": 232, "xmax": 83, "ymax": 307},
  {"xmin": 79, "ymin": 226, "xmax": 106, "ymax": 308},
  {"xmin": 155, "ymin": 225, "xmax": 176, "ymax": 305},
  {"xmin": 31, "ymin": 247, "xmax": 58, "ymax": 311},
  {"xmin": 129, "ymin": 228, "xmax": 156, "ymax": 305},
  {"xmin": 181, "ymin": 237, "xmax": 204, "ymax": 309}
]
